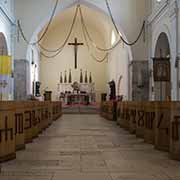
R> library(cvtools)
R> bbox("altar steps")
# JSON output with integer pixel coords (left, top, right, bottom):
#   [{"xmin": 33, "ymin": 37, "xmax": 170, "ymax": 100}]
[{"xmin": 62, "ymin": 105, "xmax": 99, "ymax": 114}]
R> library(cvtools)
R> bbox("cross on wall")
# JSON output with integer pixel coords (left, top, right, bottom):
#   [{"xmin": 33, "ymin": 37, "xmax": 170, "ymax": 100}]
[{"xmin": 68, "ymin": 38, "xmax": 84, "ymax": 69}]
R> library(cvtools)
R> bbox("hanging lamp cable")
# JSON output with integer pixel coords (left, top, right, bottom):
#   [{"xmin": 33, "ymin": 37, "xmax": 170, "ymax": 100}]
[
  {"xmin": 39, "ymin": 6, "xmax": 78, "ymax": 55},
  {"xmin": 82, "ymin": 26, "xmax": 109, "ymax": 63},
  {"xmin": 80, "ymin": 10, "xmax": 108, "ymax": 63},
  {"xmin": 105, "ymin": 0, "xmax": 145, "ymax": 46},
  {"xmin": 79, "ymin": 5, "xmax": 122, "ymax": 52},
  {"xmin": 39, "ymin": 5, "xmax": 79, "ymax": 56},
  {"xmin": 17, "ymin": 0, "xmax": 59, "ymax": 45}
]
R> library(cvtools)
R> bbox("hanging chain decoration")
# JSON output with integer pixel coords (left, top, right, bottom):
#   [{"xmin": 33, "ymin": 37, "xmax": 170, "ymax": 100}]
[
  {"xmin": 79, "ymin": 6, "xmax": 121, "ymax": 52},
  {"xmin": 17, "ymin": 0, "xmax": 59, "ymax": 45},
  {"xmin": 105, "ymin": 0, "xmax": 145, "ymax": 46},
  {"xmin": 39, "ymin": 5, "xmax": 79, "ymax": 58},
  {"xmin": 40, "ymin": 4, "xmax": 108, "ymax": 62},
  {"xmin": 80, "ymin": 11, "xmax": 108, "ymax": 63},
  {"xmin": 17, "ymin": 0, "xmax": 146, "ymax": 61},
  {"xmin": 39, "ymin": 5, "xmax": 79, "ymax": 53}
]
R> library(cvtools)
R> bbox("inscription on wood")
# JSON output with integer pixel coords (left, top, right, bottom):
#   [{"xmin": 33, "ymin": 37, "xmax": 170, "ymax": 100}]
[
  {"xmin": 157, "ymin": 113, "xmax": 169, "ymax": 135},
  {"xmin": 24, "ymin": 111, "xmax": 32, "ymax": 130},
  {"xmin": 145, "ymin": 112, "xmax": 155, "ymax": 130},
  {"xmin": 172, "ymin": 116, "xmax": 180, "ymax": 141},
  {"xmin": 15, "ymin": 113, "xmax": 24, "ymax": 135},
  {"xmin": 32, "ymin": 110, "xmax": 38, "ymax": 126},
  {"xmin": 130, "ymin": 109, "xmax": 136, "ymax": 124},
  {"xmin": 137, "ymin": 110, "xmax": 145, "ymax": 127},
  {"xmin": 0, "ymin": 117, "xmax": 13, "ymax": 142}
]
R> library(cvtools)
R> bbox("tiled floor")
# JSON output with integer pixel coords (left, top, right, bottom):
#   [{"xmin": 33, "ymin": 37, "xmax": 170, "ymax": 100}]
[{"xmin": 1, "ymin": 114, "xmax": 180, "ymax": 180}]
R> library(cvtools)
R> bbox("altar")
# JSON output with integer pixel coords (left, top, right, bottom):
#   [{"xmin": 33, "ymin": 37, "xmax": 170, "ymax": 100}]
[
  {"xmin": 57, "ymin": 82, "xmax": 96, "ymax": 104},
  {"xmin": 66, "ymin": 93, "xmax": 91, "ymax": 105}
]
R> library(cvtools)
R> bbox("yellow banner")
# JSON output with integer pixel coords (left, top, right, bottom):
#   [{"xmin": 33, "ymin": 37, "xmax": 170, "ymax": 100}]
[{"xmin": 0, "ymin": 56, "xmax": 12, "ymax": 75}]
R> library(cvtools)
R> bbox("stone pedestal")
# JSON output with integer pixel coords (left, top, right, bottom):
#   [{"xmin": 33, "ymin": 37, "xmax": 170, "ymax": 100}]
[
  {"xmin": 14, "ymin": 59, "xmax": 29, "ymax": 100},
  {"xmin": 132, "ymin": 61, "xmax": 149, "ymax": 101}
]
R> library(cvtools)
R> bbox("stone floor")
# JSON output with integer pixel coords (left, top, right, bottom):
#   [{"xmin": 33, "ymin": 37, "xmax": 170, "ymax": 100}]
[{"xmin": 1, "ymin": 114, "xmax": 180, "ymax": 180}]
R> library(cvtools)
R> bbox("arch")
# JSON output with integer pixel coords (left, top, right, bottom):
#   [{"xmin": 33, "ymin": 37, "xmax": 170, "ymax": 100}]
[
  {"xmin": 153, "ymin": 32, "xmax": 171, "ymax": 101},
  {"xmin": 0, "ymin": 32, "xmax": 8, "ymax": 55},
  {"xmin": 152, "ymin": 23, "xmax": 171, "ymax": 57},
  {"xmin": 155, "ymin": 32, "xmax": 170, "ymax": 57}
]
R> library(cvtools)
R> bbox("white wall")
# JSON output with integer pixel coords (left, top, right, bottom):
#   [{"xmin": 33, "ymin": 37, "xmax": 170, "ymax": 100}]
[{"xmin": 108, "ymin": 43, "xmax": 129, "ymax": 100}]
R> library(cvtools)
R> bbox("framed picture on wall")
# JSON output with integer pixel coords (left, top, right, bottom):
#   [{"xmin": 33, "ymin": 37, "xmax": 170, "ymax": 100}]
[{"xmin": 153, "ymin": 57, "xmax": 170, "ymax": 82}]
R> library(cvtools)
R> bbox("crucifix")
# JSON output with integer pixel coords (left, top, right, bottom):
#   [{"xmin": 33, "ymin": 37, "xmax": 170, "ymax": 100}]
[{"xmin": 68, "ymin": 38, "xmax": 84, "ymax": 69}]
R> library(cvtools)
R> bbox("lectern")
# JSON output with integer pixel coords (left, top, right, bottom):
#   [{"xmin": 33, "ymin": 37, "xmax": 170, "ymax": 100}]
[{"xmin": 44, "ymin": 91, "xmax": 52, "ymax": 101}]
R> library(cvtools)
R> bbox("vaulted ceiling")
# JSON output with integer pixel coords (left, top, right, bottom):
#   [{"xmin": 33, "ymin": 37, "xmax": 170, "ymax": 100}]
[{"xmin": 38, "ymin": 5, "xmax": 119, "ymax": 47}]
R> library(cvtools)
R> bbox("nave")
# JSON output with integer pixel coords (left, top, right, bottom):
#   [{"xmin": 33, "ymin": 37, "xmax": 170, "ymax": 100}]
[{"xmin": 1, "ymin": 114, "xmax": 180, "ymax": 180}]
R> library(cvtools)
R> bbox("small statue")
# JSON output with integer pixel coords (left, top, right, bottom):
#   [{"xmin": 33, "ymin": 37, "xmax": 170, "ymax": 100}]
[{"xmin": 108, "ymin": 80, "xmax": 116, "ymax": 100}]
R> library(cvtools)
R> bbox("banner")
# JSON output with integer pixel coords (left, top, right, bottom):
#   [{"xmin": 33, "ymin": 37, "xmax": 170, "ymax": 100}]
[{"xmin": 0, "ymin": 56, "xmax": 12, "ymax": 99}]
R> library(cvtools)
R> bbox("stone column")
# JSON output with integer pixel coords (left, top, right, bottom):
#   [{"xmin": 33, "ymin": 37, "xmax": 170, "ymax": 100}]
[{"xmin": 14, "ymin": 59, "xmax": 30, "ymax": 100}]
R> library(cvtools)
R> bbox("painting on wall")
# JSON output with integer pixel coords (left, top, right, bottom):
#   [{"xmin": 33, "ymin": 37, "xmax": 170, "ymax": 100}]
[{"xmin": 153, "ymin": 58, "xmax": 170, "ymax": 82}]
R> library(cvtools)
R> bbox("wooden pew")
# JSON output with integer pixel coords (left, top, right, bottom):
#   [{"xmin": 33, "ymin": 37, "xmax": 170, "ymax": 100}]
[
  {"xmin": 129, "ymin": 101, "xmax": 137, "ymax": 134},
  {"xmin": 32, "ymin": 102, "xmax": 40, "ymax": 139},
  {"xmin": 23, "ymin": 102, "xmax": 34, "ymax": 143},
  {"xmin": 52, "ymin": 101, "xmax": 62, "ymax": 121},
  {"xmin": 0, "ymin": 102, "xmax": 16, "ymax": 162},
  {"xmin": 106, "ymin": 100, "xmax": 180, "ymax": 161},
  {"xmin": 144, "ymin": 102, "xmax": 156, "ymax": 144},
  {"xmin": 136, "ymin": 102, "xmax": 145, "ymax": 138},
  {"xmin": 0, "ymin": 101, "xmax": 62, "ymax": 163},
  {"xmin": 170, "ymin": 102, "xmax": 180, "ymax": 160},
  {"xmin": 14, "ymin": 102, "xmax": 25, "ymax": 151},
  {"xmin": 118, "ymin": 102, "xmax": 130, "ymax": 130},
  {"xmin": 154, "ymin": 102, "xmax": 170, "ymax": 151},
  {"xmin": 100, "ymin": 101, "xmax": 114, "ymax": 121}
]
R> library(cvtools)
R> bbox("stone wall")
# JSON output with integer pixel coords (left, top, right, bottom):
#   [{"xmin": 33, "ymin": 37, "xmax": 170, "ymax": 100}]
[
  {"xmin": 132, "ymin": 61, "xmax": 149, "ymax": 101},
  {"xmin": 14, "ymin": 59, "xmax": 29, "ymax": 100}
]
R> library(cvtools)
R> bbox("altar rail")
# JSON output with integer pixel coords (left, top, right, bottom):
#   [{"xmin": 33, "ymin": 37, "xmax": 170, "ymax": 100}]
[
  {"xmin": 0, "ymin": 101, "xmax": 62, "ymax": 162},
  {"xmin": 100, "ymin": 101, "xmax": 180, "ymax": 161}
]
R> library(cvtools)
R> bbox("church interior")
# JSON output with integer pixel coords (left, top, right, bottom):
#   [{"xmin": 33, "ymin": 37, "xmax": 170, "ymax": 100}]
[{"xmin": 1, "ymin": 0, "xmax": 180, "ymax": 179}]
